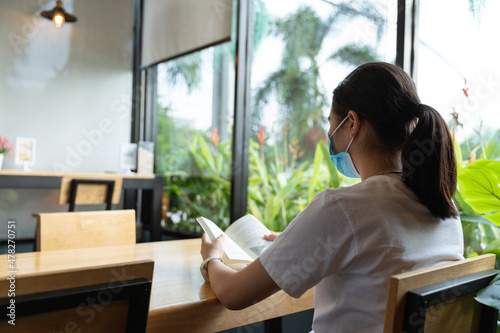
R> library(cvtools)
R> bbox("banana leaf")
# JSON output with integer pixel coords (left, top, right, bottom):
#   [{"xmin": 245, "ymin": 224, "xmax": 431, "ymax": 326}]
[
  {"xmin": 457, "ymin": 159, "xmax": 500, "ymax": 226},
  {"xmin": 474, "ymin": 273, "xmax": 500, "ymax": 310}
]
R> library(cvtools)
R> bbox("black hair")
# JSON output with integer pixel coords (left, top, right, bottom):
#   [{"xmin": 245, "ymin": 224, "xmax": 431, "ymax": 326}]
[{"xmin": 332, "ymin": 62, "xmax": 457, "ymax": 219}]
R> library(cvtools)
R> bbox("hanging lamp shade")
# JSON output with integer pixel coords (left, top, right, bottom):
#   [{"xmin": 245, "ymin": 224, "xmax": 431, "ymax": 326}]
[{"xmin": 41, "ymin": 0, "xmax": 77, "ymax": 28}]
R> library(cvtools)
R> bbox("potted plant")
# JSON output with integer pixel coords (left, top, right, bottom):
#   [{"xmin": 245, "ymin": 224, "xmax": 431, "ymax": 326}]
[{"xmin": 0, "ymin": 135, "xmax": 13, "ymax": 169}]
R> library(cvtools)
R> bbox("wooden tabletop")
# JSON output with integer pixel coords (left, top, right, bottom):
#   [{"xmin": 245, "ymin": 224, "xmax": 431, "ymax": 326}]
[
  {"xmin": 0, "ymin": 239, "xmax": 314, "ymax": 332},
  {"xmin": 0, "ymin": 170, "xmax": 155, "ymax": 179}
]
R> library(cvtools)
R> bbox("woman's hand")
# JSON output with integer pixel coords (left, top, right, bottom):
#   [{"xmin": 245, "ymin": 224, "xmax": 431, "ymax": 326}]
[
  {"xmin": 200, "ymin": 233, "xmax": 225, "ymax": 260},
  {"xmin": 264, "ymin": 231, "xmax": 279, "ymax": 242},
  {"xmin": 199, "ymin": 233, "xmax": 281, "ymax": 310}
]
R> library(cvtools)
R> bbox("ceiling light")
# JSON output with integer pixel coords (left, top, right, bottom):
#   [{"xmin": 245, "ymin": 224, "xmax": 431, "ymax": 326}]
[{"xmin": 41, "ymin": 0, "xmax": 77, "ymax": 29}]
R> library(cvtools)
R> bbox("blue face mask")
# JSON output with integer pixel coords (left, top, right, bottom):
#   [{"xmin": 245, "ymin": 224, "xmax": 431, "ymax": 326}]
[{"xmin": 327, "ymin": 115, "xmax": 361, "ymax": 178}]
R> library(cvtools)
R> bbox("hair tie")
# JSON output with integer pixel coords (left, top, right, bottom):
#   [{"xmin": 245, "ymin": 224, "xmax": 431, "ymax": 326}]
[{"xmin": 413, "ymin": 103, "xmax": 424, "ymax": 118}]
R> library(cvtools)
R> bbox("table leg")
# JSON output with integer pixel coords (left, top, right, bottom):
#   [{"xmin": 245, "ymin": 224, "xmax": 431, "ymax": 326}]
[
  {"xmin": 264, "ymin": 317, "xmax": 282, "ymax": 332},
  {"xmin": 141, "ymin": 176, "xmax": 163, "ymax": 242}
]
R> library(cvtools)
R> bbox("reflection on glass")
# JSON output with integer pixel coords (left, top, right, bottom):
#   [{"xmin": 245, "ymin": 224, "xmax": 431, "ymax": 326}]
[
  {"xmin": 155, "ymin": 43, "xmax": 235, "ymax": 234},
  {"xmin": 249, "ymin": 0, "xmax": 397, "ymax": 231}
]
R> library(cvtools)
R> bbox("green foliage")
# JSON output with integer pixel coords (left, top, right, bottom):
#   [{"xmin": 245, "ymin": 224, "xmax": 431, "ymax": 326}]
[
  {"xmin": 165, "ymin": 174, "xmax": 230, "ymax": 234},
  {"xmin": 162, "ymin": 129, "xmax": 232, "ymax": 233},
  {"xmin": 275, "ymin": 6, "xmax": 329, "ymax": 64},
  {"xmin": 468, "ymin": 0, "xmax": 486, "ymax": 20},
  {"xmin": 458, "ymin": 160, "xmax": 500, "ymax": 226},
  {"xmin": 454, "ymin": 141, "xmax": 500, "ymax": 268},
  {"xmin": 156, "ymin": 105, "xmax": 192, "ymax": 174},
  {"xmin": 253, "ymin": 3, "xmax": 385, "ymax": 165},
  {"xmin": 330, "ymin": 43, "xmax": 379, "ymax": 67},
  {"xmin": 164, "ymin": 53, "xmax": 202, "ymax": 93},
  {"xmin": 248, "ymin": 139, "xmax": 306, "ymax": 231},
  {"xmin": 253, "ymin": 0, "xmax": 271, "ymax": 54},
  {"xmin": 247, "ymin": 137, "xmax": 349, "ymax": 231},
  {"xmin": 161, "ymin": 125, "xmax": 351, "ymax": 233},
  {"xmin": 254, "ymin": 5, "xmax": 330, "ymax": 141},
  {"xmin": 485, "ymin": 129, "xmax": 500, "ymax": 161}
]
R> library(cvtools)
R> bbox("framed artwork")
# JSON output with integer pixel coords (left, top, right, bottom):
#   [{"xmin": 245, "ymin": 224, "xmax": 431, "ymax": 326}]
[{"xmin": 15, "ymin": 137, "xmax": 36, "ymax": 169}]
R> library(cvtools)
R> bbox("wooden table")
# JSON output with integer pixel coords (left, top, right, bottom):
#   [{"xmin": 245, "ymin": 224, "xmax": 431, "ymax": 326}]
[
  {"xmin": 0, "ymin": 170, "xmax": 163, "ymax": 241},
  {"xmin": 0, "ymin": 239, "xmax": 314, "ymax": 332}
]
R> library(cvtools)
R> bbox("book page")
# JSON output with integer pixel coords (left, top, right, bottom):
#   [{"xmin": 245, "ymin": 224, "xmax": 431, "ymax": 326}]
[
  {"xmin": 225, "ymin": 215, "xmax": 273, "ymax": 260},
  {"xmin": 196, "ymin": 217, "xmax": 253, "ymax": 263}
]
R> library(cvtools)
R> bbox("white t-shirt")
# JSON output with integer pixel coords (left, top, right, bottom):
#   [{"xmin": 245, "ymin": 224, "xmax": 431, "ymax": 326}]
[{"xmin": 260, "ymin": 175, "xmax": 464, "ymax": 333}]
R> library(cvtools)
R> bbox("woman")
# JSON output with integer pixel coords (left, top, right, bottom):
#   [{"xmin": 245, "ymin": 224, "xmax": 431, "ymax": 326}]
[{"xmin": 200, "ymin": 62, "xmax": 463, "ymax": 332}]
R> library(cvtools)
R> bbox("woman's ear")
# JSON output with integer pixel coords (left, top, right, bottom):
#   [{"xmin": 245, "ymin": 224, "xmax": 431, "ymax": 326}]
[{"xmin": 347, "ymin": 110, "xmax": 360, "ymax": 138}]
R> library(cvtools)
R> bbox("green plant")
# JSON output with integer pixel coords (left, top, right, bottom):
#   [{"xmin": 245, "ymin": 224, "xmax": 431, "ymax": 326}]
[
  {"xmin": 161, "ymin": 125, "xmax": 352, "ymax": 233},
  {"xmin": 247, "ymin": 136, "xmax": 353, "ymax": 231},
  {"xmin": 162, "ymin": 128, "xmax": 232, "ymax": 233},
  {"xmin": 455, "ymin": 160, "xmax": 500, "ymax": 267},
  {"xmin": 453, "ymin": 128, "xmax": 500, "ymax": 269},
  {"xmin": 164, "ymin": 173, "xmax": 230, "ymax": 233}
]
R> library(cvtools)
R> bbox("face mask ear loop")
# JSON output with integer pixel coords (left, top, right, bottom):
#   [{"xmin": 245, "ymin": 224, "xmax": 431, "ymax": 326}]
[
  {"xmin": 329, "ymin": 115, "xmax": 349, "ymax": 138},
  {"xmin": 345, "ymin": 122, "xmax": 359, "ymax": 153}
]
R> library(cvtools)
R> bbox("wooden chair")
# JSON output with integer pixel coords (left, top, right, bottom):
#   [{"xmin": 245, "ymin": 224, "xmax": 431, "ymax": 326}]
[
  {"xmin": 0, "ymin": 260, "xmax": 154, "ymax": 333},
  {"xmin": 69, "ymin": 179, "xmax": 115, "ymax": 211},
  {"xmin": 35, "ymin": 210, "xmax": 136, "ymax": 251},
  {"xmin": 57, "ymin": 175, "xmax": 124, "ymax": 212},
  {"xmin": 384, "ymin": 253, "xmax": 498, "ymax": 333}
]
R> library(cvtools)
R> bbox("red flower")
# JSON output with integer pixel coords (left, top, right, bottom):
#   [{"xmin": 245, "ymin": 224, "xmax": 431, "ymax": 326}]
[
  {"xmin": 211, "ymin": 128, "xmax": 220, "ymax": 149},
  {"xmin": 462, "ymin": 78, "xmax": 469, "ymax": 98},
  {"xmin": 257, "ymin": 125, "xmax": 266, "ymax": 147}
]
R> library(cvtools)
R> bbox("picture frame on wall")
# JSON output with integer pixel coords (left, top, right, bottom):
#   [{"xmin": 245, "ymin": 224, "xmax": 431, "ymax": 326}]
[{"xmin": 15, "ymin": 137, "xmax": 36, "ymax": 170}]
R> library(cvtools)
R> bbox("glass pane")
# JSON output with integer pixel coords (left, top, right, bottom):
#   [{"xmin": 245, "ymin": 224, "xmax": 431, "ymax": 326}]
[
  {"xmin": 416, "ymin": 0, "xmax": 500, "ymax": 257},
  {"xmin": 249, "ymin": 0, "xmax": 397, "ymax": 231},
  {"xmin": 155, "ymin": 41, "xmax": 235, "ymax": 234},
  {"xmin": 416, "ymin": 0, "xmax": 500, "ymax": 163}
]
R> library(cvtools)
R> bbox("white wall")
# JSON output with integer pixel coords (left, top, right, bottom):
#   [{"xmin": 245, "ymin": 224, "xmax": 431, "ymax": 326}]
[
  {"xmin": 0, "ymin": 0, "xmax": 134, "ymax": 241},
  {"xmin": 0, "ymin": 0, "xmax": 133, "ymax": 172}
]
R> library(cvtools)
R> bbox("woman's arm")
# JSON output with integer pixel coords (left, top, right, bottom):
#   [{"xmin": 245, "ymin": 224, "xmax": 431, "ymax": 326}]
[{"xmin": 200, "ymin": 233, "xmax": 280, "ymax": 310}]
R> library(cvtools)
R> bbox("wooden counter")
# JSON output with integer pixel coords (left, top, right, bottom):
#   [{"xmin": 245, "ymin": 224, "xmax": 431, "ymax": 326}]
[
  {"xmin": 0, "ymin": 239, "xmax": 314, "ymax": 332},
  {"xmin": 0, "ymin": 170, "xmax": 163, "ymax": 241}
]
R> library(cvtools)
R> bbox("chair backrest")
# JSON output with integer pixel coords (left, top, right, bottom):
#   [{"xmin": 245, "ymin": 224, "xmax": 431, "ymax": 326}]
[
  {"xmin": 0, "ymin": 259, "xmax": 154, "ymax": 333},
  {"xmin": 384, "ymin": 254, "xmax": 497, "ymax": 333},
  {"xmin": 57, "ymin": 174, "xmax": 125, "ymax": 211},
  {"xmin": 36, "ymin": 209, "xmax": 136, "ymax": 251},
  {"xmin": 69, "ymin": 178, "xmax": 115, "ymax": 211}
]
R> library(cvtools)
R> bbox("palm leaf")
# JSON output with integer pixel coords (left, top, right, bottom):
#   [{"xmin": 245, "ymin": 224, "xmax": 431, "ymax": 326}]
[{"xmin": 329, "ymin": 44, "xmax": 379, "ymax": 67}]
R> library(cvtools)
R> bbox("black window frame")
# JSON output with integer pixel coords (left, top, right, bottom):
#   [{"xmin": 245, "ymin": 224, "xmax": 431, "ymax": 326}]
[{"xmin": 131, "ymin": 0, "xmax": 417, "ymax": 224}]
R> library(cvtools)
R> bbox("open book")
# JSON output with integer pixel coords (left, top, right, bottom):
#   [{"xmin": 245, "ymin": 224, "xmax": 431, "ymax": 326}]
[{"xmin": 196, "ymin": 214, "xmax": 273, "ymax": 264}]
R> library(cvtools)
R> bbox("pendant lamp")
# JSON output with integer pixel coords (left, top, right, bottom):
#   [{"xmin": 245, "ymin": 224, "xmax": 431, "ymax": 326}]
[{"xmin": 41, "ymin": 0, "xmax": 77, "ymax": 28}]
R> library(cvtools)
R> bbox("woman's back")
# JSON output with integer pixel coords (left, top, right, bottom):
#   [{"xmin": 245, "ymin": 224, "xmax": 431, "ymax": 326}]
[{"xmin": 260, "ymin": 175, "xmax": 463, "ymax": 332}]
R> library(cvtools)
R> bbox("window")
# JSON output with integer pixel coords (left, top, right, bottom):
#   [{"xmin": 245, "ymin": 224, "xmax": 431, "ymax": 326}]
[
  {"xmin": 155, "ymin": 42, "xmax": 235, "ymax": 234},
  {"xmin": 416, "ymin": 0, "xmax": 500, "ymax": 163},
  {"xmin": 415, "ymin": 0, "xmax": 500, "ymax": 258},
  {"xmin": 247, "ymin": 0, "xmax": 397, "ymax": 230}
]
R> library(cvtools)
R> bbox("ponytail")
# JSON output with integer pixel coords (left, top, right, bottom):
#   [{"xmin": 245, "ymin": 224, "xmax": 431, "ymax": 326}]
[{"xmin": 401, "ymin": 104, "xmax": 458, "ymax": 219}]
